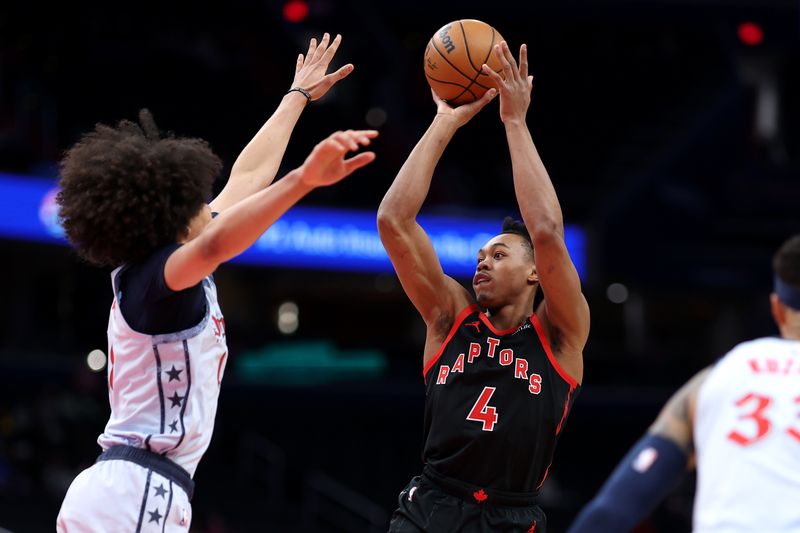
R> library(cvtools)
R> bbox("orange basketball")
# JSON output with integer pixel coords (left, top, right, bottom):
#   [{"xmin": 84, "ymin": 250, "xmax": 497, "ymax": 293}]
[{"xmin": 424, "ymin": 20, "xmax": 505, "ymax": 106}]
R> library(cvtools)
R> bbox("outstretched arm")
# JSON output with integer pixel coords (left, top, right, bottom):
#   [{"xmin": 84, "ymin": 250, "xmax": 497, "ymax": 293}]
[
  {"xmin": 483, "ymin": 42, "xmax": 589, "ymax": 382},
  {"xmin": 377, "ymin": 90, "xmax": 495, "ymax": 342},
  {"xmin": 210, "ymin": 33, "xmax": 354, "ymax": 212},
  {"xmin": 167, "ymin": 130, "xmax": 377, "ymax": 290},
  {"xmin": 567, "ymin": 368, "xmax": 711, "ymax": 533}
]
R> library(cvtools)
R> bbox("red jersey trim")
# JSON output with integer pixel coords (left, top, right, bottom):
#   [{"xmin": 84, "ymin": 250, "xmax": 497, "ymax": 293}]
[
  {"xmin": 423, "ymin": 304, "xmax": 480, "ymax": 382},
  {"xmin": 530, "ymin": 313, "xmax": 579, "ymax": 389},
  {"xmin": 478, "ymin": 313, "xmax": 520, "ymax": 336},
  {"xmin": 556, "ymin": 385, "xmax": 574, "ymax": 435}
]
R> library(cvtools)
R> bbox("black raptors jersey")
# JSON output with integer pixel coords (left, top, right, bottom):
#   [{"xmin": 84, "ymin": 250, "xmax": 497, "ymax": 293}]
[{"xmin": 422, "ymin": 304, "xmax": 580, "ymax": 494}]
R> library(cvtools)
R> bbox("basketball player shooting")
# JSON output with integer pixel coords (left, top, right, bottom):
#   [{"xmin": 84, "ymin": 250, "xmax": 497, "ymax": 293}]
[
  {"xmin": 378, "ymin": 40, "xmax": 589, "ymax": 532},
  {"xmin": 55, "ymin": 34, "xmax": 377, "ymax": 532},
  {"xmin": 568, "ymin": 235, "xmax": 800, "ymax": 532}
]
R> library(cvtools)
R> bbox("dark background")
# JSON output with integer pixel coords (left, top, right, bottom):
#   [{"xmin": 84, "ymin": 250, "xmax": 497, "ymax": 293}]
[{"xmin": 1, "ymin": 0, "xmax": 798, "ymax": 531}]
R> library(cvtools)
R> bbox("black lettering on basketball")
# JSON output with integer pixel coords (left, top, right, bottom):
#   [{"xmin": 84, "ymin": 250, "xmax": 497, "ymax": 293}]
[{"xmin": 438, "ymin": 25, "xmax": 456, "ymax": 53}]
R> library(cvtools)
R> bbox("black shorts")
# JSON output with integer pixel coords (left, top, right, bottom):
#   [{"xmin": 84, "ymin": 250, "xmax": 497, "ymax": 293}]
[{"xmin": 388, "ymin": 469, "xmax": 546, "ymax": 533}]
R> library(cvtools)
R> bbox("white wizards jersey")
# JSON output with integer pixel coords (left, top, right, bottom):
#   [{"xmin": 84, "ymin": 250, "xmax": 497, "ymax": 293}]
[
  {"xmin": 693, "ymin": 337, "xmax": 800, "ymax": 533},
  {"xmin": 98, "ymin": 268, "xmax": 228, "ymax": 477}
]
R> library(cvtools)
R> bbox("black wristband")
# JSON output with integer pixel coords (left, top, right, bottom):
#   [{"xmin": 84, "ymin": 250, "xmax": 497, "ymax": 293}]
[{"xmin": 287, "ymin": 87, "xmax": 312, "ymax": 102}]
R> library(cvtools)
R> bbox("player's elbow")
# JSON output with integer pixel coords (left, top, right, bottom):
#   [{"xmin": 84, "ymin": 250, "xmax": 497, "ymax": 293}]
[
  {"xmin": 529, "ymin": 218, "xmax": 563, "ymax": 244},
  {"xmin": 377, "ymin": 208, "xmax": 407, "ymax": 238}
]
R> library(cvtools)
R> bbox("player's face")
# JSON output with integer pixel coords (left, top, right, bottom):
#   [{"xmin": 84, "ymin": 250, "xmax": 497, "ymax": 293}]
[{"xmin": 472, "ymin": 234, "xmax": 537, "ymax": 308}]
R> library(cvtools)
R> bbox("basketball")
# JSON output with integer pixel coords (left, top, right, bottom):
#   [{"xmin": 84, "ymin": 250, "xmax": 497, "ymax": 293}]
[{"xmin": 424, "ymin": 20, "xmax": 506, "ymax": 106}]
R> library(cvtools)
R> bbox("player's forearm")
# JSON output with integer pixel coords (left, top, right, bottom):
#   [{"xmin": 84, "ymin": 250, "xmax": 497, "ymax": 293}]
[
  {"xmin": 228, "ymin": 91, "xmax": 308, "ymax": 190},
  {"xmin": 505, "ymin": 121, "xmax": 564, "ymax": 240},
  {"xmin": 201, "ymin": 169, "xmax": 312, "ymax": 263},
  {"xmin": 378, "ymin": 116, "xmax": 457, "ymax": 224}
]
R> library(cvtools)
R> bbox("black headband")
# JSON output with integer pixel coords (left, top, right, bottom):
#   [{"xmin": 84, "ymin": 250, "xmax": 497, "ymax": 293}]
[{"xmin": 775, "ymin": 275, "xmax": 800, "ymax": 310}]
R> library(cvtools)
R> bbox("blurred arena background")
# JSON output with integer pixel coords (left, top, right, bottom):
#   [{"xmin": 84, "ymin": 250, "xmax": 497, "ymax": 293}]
[{"xmin": 1, "ymin": 0, "xmax": 798, "ymax": 531}]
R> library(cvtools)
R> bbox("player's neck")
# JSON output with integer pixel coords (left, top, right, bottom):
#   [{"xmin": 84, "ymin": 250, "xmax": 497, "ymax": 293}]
[
  {"xmin": 485, "ymin": 298, "xmax": 535, "ymax": 332},
  {"xmin": 780, "ymin": 311, "xmax": 800, "ymax": 340},
  {"xmin": 781, "ymin": 325, "xmax": 800, "ymax": 341}
]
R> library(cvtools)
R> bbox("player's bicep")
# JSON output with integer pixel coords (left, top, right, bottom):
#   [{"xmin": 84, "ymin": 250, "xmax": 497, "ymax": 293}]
[
  {"xmin": 535, "ymin": 234, "xmax": 589, "ymax": 348},
  {"xmin": 378, "ymin": 219, "xmax": 470, "ymax": 325},
  {"xmin": 648, "ymin": 367, "xmax": 712, "ymax": 457}
]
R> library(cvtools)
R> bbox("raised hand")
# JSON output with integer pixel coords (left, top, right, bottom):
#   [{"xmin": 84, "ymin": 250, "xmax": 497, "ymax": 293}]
[
  {"xmin": 431, "ymin": 88, "xmax": 497, "ymax": 129},
  {"xmin": 299, "ymin": 130, "xmax": 378, "ymax": 187},
  {"xmin": 481, "ymin": 41, "xmax": 533, "ymax": 124},
  {"xmin": 291, "ymin": 33, "xmax": 354, "ymax": 101}
]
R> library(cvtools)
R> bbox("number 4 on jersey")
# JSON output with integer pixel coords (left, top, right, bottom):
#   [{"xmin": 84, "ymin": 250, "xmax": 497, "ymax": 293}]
[{"xmin": 467, "ymin": 386, "xmax": 499, "ymax": 431}]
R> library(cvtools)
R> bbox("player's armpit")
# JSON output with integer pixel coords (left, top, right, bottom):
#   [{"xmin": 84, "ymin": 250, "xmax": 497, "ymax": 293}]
[{"xmin": 377, "ymin": 217, "xmax": 472, "ymax": 333}]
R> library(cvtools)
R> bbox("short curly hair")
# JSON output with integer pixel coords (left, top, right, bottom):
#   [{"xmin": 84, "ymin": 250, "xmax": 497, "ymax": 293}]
[
  {"xmin": 57, "ymin": 110, "xmax": 221, "ymax": 267},
  {"xmin": 501, "ymin": 216, "xmax": 534, "ymax": 260}
]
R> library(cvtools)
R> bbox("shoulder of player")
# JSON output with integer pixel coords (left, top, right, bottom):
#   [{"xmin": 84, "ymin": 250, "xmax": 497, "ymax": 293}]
[{"xmin": 533, "ymin": 301, "xmax": 587, "ymax": 356}]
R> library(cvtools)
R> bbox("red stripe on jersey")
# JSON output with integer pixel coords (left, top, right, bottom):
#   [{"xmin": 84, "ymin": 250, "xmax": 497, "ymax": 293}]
[
  {"xmin": 423, "ymin": 304, "xmax": 480, "ymax": 382},
  {"xmin": 531, "ymin": 313, "xmax": 579, "ymax": 389},
  {"xmin": 109, "ymin": 347, "xmax": 115, "ymax": 390},
  {"xmin": 217, "ymin": 352, "xmax": 227, "ymax": 386},
  {"xmin": 556, "ymin": 385, "xmax": 575, "ymax": 435},
  {"xmin": 478, "ymin": 313, "xmax": 519, "ymax": 336},
  {"xmin": 535, "ymin": 463, "xmax": 551, "ymax": 492}
]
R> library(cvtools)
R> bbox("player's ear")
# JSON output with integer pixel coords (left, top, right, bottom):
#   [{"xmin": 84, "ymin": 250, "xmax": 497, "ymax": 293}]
[
  {"xmin": 770, "ymin": 293, "xmax": 785, "ymax": 330},
  {"xmin": 527, "ymin": 264, "xmax": 538, "ymax": 285}
]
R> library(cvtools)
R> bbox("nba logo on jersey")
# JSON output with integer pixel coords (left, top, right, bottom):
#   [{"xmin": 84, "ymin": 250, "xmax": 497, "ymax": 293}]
[{"xmin": 632, "ymin": 447, "xmax": 658, "ymax": 473}]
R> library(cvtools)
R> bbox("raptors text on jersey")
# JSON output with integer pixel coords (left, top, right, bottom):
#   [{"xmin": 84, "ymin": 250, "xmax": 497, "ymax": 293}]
[{"xmin": 423, "ymin": 304, "xmax": 579, "ymax": 494}]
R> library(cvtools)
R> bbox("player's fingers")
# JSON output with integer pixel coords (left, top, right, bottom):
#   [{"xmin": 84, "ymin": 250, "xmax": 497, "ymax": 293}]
[
  {"xmin": 320, "ymin": 33, "xmax": 342, "ymax": 65},
  {"xmin": 306, "ymin": 38, "xmax": 317, "ymax": 61},
  {"xmin": 325, "ymin": 64, "xmax": 354, "ymax": 83},
  {"xmin": 295, "ymin": 53, "xmax": 304, "ymax": 73},
  {"xmin": 519, "ymin": 43, "xmax": 528, "ymax": 79},
  {"xmin": 355, "ymin": 129, "xmax": 379, "ymax": 140},
  {"xmin": 493, "ymin": 44, "xmax": 515, "ymax": 81},
  {"xmin": 311, "ymin": 32, "xmax": 330, "ymax": 62},
  {"xmin": 478, "ymin": 88, "xmax": 497, "ymax": 107},
  {"xmin": 528, "ymin": 75, "xmax": 534, "ymax": 89},
  {"xmin": 499, "ymin": 41, "xmax": 519, "ymax": 80},
  {"xmin": 350, "ymin": 129, "xmax": 379, "ymax": 146},
  {"xmin": 343, "ymin": 151, "xmax": 376, "ymax": 174},
  {"xmin": 481, "ymin": 64, "xmax": 504, "ymax": 85},
  {"xmin": 334, "ymin": 130, "xmax": 359, "ymax": 151},
  {"xmin": 320, "ymin": 137, "xmax": 348, "ymax": 156}
]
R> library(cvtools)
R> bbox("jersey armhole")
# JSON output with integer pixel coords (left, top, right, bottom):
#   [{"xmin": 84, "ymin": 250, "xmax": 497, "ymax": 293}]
[
  {"xmin": 423, "ymin": 304, "xmax": 480, "ymax": 383},
  {"xmin": 531, "ymin": 312, "xmax": 579, "ymax": 389}
]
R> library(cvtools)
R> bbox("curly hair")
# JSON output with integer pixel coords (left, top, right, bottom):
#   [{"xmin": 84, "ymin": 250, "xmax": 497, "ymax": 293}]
[
  {"xmin": 501, "ymin": 216, "xmax": 534, "ymax": 260},
  {"xmin": 57, "ymin": 110, "xmax": 221, "ymax": 267},
  {"xmin": 774, "ymin": 234, "xmax": 800, "ymax": 287}
]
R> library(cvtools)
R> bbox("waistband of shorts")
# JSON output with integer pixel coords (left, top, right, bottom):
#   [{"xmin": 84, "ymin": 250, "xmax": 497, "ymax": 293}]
[
  {"xmin": 97, "ymin": 445, "xmax": 194, "ymax": 499},
  {"xmin": 422, "ymin": 464, "xmax": 539, "ymax": 507}
]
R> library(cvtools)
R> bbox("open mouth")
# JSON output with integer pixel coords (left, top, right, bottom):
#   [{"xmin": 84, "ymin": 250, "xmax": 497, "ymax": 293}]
[{"xmin": 473, "ymin": 273, "xmax": 491, "ymax": 285}]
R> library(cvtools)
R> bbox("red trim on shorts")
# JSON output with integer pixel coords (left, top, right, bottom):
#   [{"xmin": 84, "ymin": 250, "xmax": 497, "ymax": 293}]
[
  {"xmin": 531, "ymin": 313, "xmax": 579, "ymax": 389},
  {"xmin": 478, "ymin": 312, "xmax": 520, "ymax": 336},
  {"xmin": 423, "ymin": 304, "xmax": 480, "ymax": 382}
]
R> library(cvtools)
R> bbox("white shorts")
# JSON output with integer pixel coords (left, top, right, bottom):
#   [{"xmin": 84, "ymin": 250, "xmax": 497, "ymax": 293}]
[{"xmin": 57, "ymin": 459, "xmax": 192, "ymax": 532}]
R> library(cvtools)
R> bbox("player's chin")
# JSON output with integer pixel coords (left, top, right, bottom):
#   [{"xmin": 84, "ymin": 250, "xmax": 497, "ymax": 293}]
[{"xmin": 475, "ymin": 290, "xmax": 493, "ymax": 308}]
